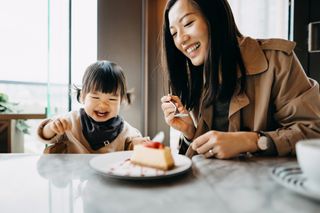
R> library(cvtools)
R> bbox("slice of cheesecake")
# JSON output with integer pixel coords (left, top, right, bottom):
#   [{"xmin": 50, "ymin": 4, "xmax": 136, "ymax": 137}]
[{"xmin": 130, "ymin": 142, "xmax": 174, "ymax": 170}]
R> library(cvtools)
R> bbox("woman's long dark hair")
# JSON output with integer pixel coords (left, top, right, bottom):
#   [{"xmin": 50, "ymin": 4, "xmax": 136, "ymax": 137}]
[{"xmin": 161, "ymin": 0, "xmax": 246, "ymax": 110}]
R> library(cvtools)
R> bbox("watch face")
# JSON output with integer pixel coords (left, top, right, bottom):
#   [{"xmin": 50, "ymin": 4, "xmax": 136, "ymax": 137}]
[{"xmin": 258, "ymin": 136, "xmax": 269, "ymax": 151}]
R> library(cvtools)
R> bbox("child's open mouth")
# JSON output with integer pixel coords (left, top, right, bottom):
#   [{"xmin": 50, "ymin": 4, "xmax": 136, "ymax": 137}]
[{"xmin": 95, "ymin": 111, "xmax": 108, "ymax": 117}]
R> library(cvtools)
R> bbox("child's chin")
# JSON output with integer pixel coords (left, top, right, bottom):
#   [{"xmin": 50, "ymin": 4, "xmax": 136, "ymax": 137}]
[{"xmin": 93, "ymin": 116, "xmax": 109, "ymax": 122}]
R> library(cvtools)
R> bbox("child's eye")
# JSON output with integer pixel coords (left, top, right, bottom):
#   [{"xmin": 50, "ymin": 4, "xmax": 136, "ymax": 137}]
[{"xmin": 90, "ymin": 96, "xmax": 99, "ymax": 99}]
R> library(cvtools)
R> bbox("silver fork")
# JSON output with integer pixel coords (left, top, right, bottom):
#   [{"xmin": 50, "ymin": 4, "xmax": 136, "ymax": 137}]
[{"xmin": 169, "ymin": 101, "xmax": 189, "ymax": 118}]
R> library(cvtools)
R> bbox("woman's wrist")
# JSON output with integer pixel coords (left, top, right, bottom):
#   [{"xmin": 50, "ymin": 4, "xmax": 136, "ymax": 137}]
[
  {"xmin": 183, "ymin": 126, "xmax": 196, "ymax": 141},
  {"xmin": 244, "ymin": 132, "xmax": 259, "ymax": 153}
]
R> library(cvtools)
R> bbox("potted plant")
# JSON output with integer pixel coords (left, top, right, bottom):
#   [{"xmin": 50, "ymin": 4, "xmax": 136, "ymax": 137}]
[{"xmin": 0, "ymin": 92, "xmax": 30, "ymax": 134}]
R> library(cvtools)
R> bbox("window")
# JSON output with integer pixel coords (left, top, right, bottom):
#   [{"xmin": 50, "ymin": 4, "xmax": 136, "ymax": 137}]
[
  {"xmin": 228, "ymin": 0, "xmax": 290, "ymax": 39},
  {"xmin": 0, "ymin": 0, "xmax": 97, "ymax": 153}
]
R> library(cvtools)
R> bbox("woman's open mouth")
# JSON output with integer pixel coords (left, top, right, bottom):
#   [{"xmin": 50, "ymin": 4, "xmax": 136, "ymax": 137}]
[{"xmin": 186, "ymin": 42, "xmax": 201, "ymax": 55}]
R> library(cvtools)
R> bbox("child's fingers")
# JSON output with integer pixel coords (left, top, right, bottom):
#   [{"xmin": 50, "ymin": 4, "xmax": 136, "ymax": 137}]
[
  {"xmin": 51, "ymin": 119, "xmax": 65, "ymax": 134},
  {"xmin": 60, "ymin": 117, "xmax": 72, "ymax": 130},
  {"xmin": 55, "ymin": 120, "xmax": 65, "ymax": 134},
  {"xmin": 132, "ymin": 137, "xmax": 150, "ymax": 145}
]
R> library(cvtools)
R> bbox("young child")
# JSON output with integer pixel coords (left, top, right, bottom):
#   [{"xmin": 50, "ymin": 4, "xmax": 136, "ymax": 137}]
[{"xmin": 38, "ymin": 60, "xmax": 148, "ymax": 153}]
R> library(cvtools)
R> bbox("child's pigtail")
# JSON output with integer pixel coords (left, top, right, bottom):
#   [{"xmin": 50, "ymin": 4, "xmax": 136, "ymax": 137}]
[
  {"xmin": 126, "ymin": 93, "xmax": 131, "ymax": 105},
  {"xmin": 125, "ymin": 88, "xmax": 134, "ymax": 105},
  {"xmin": 73, "ymin": 84, "xmax": 82, "ymax": 103}
]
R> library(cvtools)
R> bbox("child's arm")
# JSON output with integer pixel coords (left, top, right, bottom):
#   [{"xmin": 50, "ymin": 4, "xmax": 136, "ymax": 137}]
[
  {"xmin": 42, "ymin": 116, "xmax": 72, "ymax": 139},
  {"xmin": 125, "ymin": 136, "xmax": 150, "ymax": 150},
  {"xmin": 131, "ymin": 137, "xmax": 150, "ymax": 146}
]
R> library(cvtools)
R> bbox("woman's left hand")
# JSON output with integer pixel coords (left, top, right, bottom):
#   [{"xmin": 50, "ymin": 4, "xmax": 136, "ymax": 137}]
[{"xmin": 191, "ymin": 131, "xmax": 259, "ymax": 159}]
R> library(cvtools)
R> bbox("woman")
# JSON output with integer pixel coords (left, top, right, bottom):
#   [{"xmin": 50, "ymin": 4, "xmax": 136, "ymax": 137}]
[{"xmin": 160, "ymin": 0, "xmax": 320, "ymax": 159}]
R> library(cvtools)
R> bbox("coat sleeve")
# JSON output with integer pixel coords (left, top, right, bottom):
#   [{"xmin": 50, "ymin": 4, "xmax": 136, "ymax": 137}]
[
  {"xmin": 123, "ymin": 122, "xmax": 143, "ymax": 150},
  {"xmin": 178, "ymin": 135, "xmax": 191, "ymax": 155},
  {"xmin": 266, "ymin": 52, "xmax": 320, "ymax": 156},
  {"xmin": 37, "ymin": 118, "xmax": 67, "ymax": 144}
]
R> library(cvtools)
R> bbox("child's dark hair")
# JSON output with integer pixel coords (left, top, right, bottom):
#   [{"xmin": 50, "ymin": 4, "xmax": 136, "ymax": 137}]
[{"xmin": 75, "ymin": 60, "xmax": 132, "ymax": 104}]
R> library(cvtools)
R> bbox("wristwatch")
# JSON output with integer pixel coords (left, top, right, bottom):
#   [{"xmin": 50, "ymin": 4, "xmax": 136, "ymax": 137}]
[
  {"xmin": 255, "ymin": 132, "xmax": 278, "ymax": 156},
  {"xmin": 257, "ymin": 135, "xmax": 269, "ymax": 151}
]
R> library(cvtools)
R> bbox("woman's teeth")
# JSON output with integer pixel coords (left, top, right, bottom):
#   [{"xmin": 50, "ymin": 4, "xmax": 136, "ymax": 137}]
[{"xmin": 187, "ymin": 42, "xmax": 200, "ymax": 53}]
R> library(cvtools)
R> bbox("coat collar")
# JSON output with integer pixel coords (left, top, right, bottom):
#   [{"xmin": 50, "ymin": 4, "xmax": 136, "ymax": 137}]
[
  {"xmin": 199, "ymin": 37, "xmax": 261, "ymax": 131},
  {"xmin": 238, "ymin": 36, "xmax": 268, "ymax": 76},
  {"xmin": 200, "ymin": 83, "xmax": 250, "ymax": 132}
]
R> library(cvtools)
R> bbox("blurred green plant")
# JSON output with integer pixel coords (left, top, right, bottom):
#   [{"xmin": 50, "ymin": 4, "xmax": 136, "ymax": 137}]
[{"xmin": 0, "ymin": 92, "xmax": 30, "ymax": 134}]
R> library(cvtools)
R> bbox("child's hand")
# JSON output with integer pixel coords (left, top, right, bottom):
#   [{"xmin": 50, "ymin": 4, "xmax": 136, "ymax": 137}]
[
  {"xmin": 50, "ymin": 117, "xmax": 72, "ymax": 134},
  {"xmin": 131, "ymin": 137, "xmax": 150, "ymax": 146},
  {"xmin": 43, "ymin": 116, "xmax": 72, "ymax": 139}
]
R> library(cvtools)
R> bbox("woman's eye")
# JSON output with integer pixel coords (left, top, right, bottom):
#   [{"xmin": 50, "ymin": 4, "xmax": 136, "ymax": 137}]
[
  {"xmin": 184, "ymin": 21, "xmax": 194, "ymax": 27},
  {"xmin": 171, "ymin": 32, "xmax": 177, "ymax": 38},
  {"xmin": 109, "ymin": 98, "xmax": 118, "ymax": 101},
  {"xmin": 91, "ymin": 96, "xmax": 99, "ymax": 99}
]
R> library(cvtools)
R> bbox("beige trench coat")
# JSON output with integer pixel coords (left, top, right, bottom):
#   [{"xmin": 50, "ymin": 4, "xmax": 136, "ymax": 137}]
[{"xmin": 185, "ymin": 37, "xmax": 320, "ymax": 157}]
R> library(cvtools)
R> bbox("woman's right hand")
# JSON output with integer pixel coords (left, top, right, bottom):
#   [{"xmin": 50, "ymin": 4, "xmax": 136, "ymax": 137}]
[
  {"xmin": 43, "ymin": 116, "xmax": 72, "ymax": 139},
  {"xmin": 161, "ymin": 95, "xmax": 195, "ymax": 139}
]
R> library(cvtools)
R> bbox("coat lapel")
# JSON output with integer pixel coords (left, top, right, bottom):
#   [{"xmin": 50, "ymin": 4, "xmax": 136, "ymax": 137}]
[
  {"xmin": 228, "ymin": 37, "xmax": 268, "ymax": 131},
  {"xmin": 228, "ymin": 89, "xmax": 250, "ymax": 131}
]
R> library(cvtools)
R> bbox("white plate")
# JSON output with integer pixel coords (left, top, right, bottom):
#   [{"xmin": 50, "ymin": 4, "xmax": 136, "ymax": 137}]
[
  {"xmin": 271, "ymin": 164, "xmax": 320, "ymax": 201},
  {"xmin": 89, "ymin": 151, "xmax": 192, "ymax": 180}
]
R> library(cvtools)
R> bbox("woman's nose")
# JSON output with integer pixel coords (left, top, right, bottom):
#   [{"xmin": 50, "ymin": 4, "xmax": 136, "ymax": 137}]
[{"xmin": 178, "ymin": 33, "xmax": 190, "ymax": 46}]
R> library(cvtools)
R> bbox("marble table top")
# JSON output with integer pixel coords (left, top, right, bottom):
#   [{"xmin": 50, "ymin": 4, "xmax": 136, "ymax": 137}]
[{"xmin": 0, "ymin": 154, "xmax": 319, "ymax": 213}]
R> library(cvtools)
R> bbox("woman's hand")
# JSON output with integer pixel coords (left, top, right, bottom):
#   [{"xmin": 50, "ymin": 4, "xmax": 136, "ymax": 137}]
[
  {"xmin": 43, "ymin": 116, "xmax": 72, "ymax": 139},
  {"xmin": 191, "ymin": 131, "xmax": 259, "ymax": 159},
  {"xmin": 161, "ymin": 95, "xmax": 195, "ymax": 139}
]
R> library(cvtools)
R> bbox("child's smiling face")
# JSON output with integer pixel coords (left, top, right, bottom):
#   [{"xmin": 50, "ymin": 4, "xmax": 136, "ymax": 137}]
[{"xmin": 82, "ymin": 91, "xmax": 121, "ymax": 122}]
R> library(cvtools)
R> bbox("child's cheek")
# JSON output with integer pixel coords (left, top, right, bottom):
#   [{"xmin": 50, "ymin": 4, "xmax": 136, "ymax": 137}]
[{"xmin": 115, "ymin": 103, "xmax": 121, "ymax": 115}]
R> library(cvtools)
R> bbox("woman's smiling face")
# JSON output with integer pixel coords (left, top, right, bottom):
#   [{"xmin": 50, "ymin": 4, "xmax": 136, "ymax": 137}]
[{"xmin": 168, "ymin": 0, "xmax": 209, "ymax": 66}]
